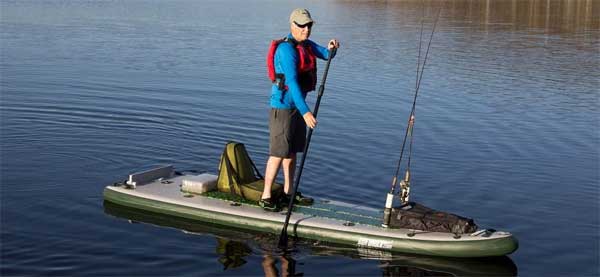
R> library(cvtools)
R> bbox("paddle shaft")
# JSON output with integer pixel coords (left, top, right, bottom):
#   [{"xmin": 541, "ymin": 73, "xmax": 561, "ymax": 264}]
[{"xmin": 278, "ymin": 48, "xmax": 336, "ymax": 248}]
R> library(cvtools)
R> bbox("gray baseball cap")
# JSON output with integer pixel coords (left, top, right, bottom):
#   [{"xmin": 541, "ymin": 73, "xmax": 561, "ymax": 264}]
[{"xmin": 289, "ymin": 8, "xmax": 314, "ymax": 25}]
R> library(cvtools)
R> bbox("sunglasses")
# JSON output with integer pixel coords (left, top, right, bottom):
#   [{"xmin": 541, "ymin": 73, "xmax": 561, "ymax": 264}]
[{"xmin": 294, "ymin": 21, "xmax": 313, "ymax": 29}]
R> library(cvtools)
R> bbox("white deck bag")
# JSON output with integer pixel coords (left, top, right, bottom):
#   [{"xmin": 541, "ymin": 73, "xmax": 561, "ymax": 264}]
[{"xmin": 181, "ymin": 174, "xmax": 218, "ymax": 194}]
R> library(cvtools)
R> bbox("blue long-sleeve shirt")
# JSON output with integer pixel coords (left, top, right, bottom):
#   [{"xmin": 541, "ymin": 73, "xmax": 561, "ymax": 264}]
[{"xmin": 270, "ymin": 34, "xmax": 332, "ymax": 115}]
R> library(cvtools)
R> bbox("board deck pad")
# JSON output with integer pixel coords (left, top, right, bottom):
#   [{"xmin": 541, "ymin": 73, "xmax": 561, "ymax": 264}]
[
  {"xmin": 202, "ymin": 191, "xmax": 382, "ymax": 226},
  {"xmin": 295, "ymin": 200, "xmax": 382, "ymax": 226}
]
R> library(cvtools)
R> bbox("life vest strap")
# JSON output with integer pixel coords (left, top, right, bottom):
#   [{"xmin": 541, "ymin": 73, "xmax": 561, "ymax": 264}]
[{"xmin": 266, "ymin": 37, "xmax": 317, "ymax": 95}]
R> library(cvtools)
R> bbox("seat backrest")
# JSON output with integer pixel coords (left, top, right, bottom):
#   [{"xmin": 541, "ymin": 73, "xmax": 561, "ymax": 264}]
[{"xmin": 217, "ymin": 142, "xmax": 260, "ymax": 196}]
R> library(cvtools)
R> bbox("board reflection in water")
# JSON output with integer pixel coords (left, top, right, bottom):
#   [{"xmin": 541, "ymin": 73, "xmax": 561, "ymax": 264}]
[{"xmin": 103, "ymin": 201, "xmax": 517, "ymax": 276}]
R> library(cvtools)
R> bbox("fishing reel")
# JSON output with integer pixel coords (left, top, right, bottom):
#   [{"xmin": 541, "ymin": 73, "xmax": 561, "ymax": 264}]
[{"xmin": 399, "ymin": 170, "xmax": 411, "ymax": 204}]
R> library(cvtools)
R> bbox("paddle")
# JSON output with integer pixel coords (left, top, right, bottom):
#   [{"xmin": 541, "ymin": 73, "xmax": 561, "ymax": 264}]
[{"xmin": 278, "ymin": 47, "xmax": 337, "ymax": 249}]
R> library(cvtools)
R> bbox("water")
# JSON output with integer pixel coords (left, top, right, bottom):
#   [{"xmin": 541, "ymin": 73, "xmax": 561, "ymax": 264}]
[{"xmin": 1, "ymin": 0, "xmax": 598, "ymax": 276}]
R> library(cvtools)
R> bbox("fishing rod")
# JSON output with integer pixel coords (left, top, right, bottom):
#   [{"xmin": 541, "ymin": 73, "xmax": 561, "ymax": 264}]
[{"xmin": 382, "ymin": 5, "xmax": 442, "ymax": 228}]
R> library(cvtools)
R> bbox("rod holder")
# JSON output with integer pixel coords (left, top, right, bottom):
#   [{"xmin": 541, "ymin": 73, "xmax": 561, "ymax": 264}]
[{"xmin": 382, "ymin": 193, "xmax": 394, "ymax": 228}]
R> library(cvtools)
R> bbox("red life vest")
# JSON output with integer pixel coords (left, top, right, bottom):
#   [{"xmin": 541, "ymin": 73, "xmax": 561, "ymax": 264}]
[{"xmin": 266, "ymin": 37, "xmax": 317, "ymax": 93}]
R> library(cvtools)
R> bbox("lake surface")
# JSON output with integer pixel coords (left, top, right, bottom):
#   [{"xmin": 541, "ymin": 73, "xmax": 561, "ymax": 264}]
[{"xmin": 1, "ymin": 0, "xmax": 598, "ymax": 276}]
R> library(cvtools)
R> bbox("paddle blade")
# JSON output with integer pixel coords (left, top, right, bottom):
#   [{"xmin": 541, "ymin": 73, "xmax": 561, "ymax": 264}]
[{"xmin": 278, "ymin": 230, "xmax": 289, "ymax": 249}]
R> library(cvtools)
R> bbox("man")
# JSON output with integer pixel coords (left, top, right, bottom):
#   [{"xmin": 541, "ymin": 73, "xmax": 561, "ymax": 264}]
[{"xmin": 260, "ymin": 8, "xmax": 340, "ymax": 211}]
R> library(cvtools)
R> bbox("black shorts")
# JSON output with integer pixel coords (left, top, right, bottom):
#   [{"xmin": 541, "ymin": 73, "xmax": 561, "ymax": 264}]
[{"xmin": 269, "ymin": 108, "xmax": 306, "ymax": 158}]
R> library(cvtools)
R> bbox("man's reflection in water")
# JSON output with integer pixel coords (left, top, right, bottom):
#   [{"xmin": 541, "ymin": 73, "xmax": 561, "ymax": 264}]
[
  {"xmin": 262, "ymin": 254, "xmax": 301, "ymax": 277},
  {"xmin": 215, "ymin": 237, "xmax": 302, "ymax": 276}
]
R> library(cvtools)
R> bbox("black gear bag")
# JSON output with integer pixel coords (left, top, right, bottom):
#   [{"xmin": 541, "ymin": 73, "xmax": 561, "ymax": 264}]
[{"xmin": 389, "ymin": 202, "xmax": 478, "ymax": 234}]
